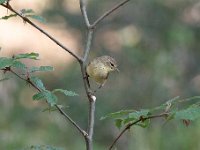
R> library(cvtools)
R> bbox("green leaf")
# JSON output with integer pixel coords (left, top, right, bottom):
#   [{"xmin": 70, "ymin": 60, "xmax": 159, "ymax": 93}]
[
  {"xmin": 179, "ymin": 96, "xmax": 200, "ymax": 103},
  {"xmin": 136, "ymin": 119, "xmax": 150, "ymax": 128},
  {"xmin": 33, "ymin": 90, "xmax": 57, "ymax": 106},
  {"xmin": 20, "ymin": 9, "xmax": 35, "ymax": 14},
  {"xmin": 128, "ymin": 109, "xmax": 150, "ymax": 120},
  {"xmin": 162, "ymin": 112, "xmax": 176, "ymax": 126},
  {"xmin": 1, "ymin": 14, "xmax": 17, "ymax": 20},
  {"xmin": 166, "ymin": 96, "xmax": 180, "ymax": 104},
  {"xmin": 100, "ymin": 110, "xmax": 134, "ymax": 120},
  {"xmin": 175, "ymin": 105, "xmax": 200, "ymax": 121},
  {"xmin": 22, "ymin": 145, "xmax": 64, "ymax": 150},
  {"xmin": 14, "ymin": 53, "xmax": 39, "ymax": 60},
  {"xmin": 123, "ymin": 117, "xmax": 136, "ymax": 125},
  {"xmin": 0, "ymin": 57, "xmax": 27, "ymax": 70},
  {"xmin": 30, "ymin": 66, "xmax": 54, "ymax": 73},
  {"xmin": 122, "ymin": 109, "xmax": 150, "ymax": 125},
  {"xmin": 0, "ymin": 0, "xmax": 7, "ymax": 4},
  {"xmin": 12, "ymin": 61, "xmax": 26, "ymax": 70},
  {"xmin": 30, "ymin": 76, "xmax": 46, "ymax": 90},
  {"xmin": 27, "ymin": 15, "xmax": 46, "ymax": 23},
  {"xmin": 52, "ymin": 89, "xmax": 78, "ymax": 96},
  {"xmin": 19, "ymin": 9, "xmax": 46, "ymax": 23},
  {"xmin": 149, "ymin": 96, "xmax": 180, "ymax": 114},
  {"xmin": 0, "ymin": 57, "xmax": 13, "ymax": 69},
  {"xmin": 115, "ymin": 119, "xmax": 123, "ymax": 129}
]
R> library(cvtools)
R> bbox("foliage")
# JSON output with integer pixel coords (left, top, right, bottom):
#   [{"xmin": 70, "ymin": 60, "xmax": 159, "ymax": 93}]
[
  {"xmin": 1, "ymin": 0, "xmax": 200, "ymax": 150},
  {"xmin": 0, "ymin": 7, "xmax": 45, "ymax": 23},
  {"xmin": 102, "ymin": 96, "xmax": 200, "ymax": 129},
  {"xmin": 0, "ymin": 0, "xmax": 7, "ymax": 4},
  {"xmin": 20, "ymin": 9, "xmax": 46, "ymax": 23},
  {"xmin": 0, "ymin": 53, "xmax": 77, "ymax": 107}
]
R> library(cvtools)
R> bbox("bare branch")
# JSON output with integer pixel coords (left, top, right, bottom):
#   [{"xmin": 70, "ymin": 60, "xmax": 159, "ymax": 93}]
[
  {"xmin": 80, "ymin": 61, "xmax": 96, "ymax": 150},
  {"xmin": 79, "ymin": 1, "xmax": 96, "ymax": 149},
  {"xmin": 55, "ymin": 105, "xmax": 88, "ymax": 137},
  {"xmin": 0, "ymin": 3, "xmax": 82, "ymax": 62},
  {"xmin": 87, "ymin": 98, "xmax": 96, "ymax": 147},
  {"xmin": 3, "ymin": 68, "xmax": 87, "ymax": 138},
  {"xmin": 83, "ymin": 30, "xmax": 94, "ymax": 62},
  {"xmin": 109, "ymin": 113, "xmax": 168, "ymax": 150},
  {"xmin": 80, "ymin": 0, "xmax": 91, "ymax": 28},
  {"xmin": 92, "ymin": 0, "xmax": 130, "ymax": 27}
]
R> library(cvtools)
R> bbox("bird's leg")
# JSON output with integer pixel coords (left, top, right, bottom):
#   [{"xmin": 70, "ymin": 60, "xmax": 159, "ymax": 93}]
[{"xmin": 93, "ymin": 82, "xmax": 106, "ymax": 93}]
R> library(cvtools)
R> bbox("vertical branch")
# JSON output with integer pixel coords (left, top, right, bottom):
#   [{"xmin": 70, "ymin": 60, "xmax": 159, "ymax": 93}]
[
  {"xmin": 83, "ymin": 30, "xmax": 94, "ymax": 62},
  {"xmin": 80, "ymin": 0, "xmax": 91, "ymax": 28},
  {"xmin": 88, "ymin": 98, "xmax": 96, "ymax": 138},
  {"xmin": 79, "ymin": 0, "xmax": 131, "ymax": 150},
  {"xmin": 79, "ymin": 1, "xmax": 96, "ymax": 150}
]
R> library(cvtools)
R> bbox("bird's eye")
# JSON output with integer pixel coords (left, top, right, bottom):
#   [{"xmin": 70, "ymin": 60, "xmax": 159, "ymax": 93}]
[{"xmin": 110, "ymin": 63, "xmax": 114, "ymax": 67}]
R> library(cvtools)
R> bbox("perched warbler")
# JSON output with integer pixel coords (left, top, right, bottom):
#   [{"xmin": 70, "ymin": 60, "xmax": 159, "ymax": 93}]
[{"xmin": 86, "ymin": 55, "xmax": 119, "ymax": 90}]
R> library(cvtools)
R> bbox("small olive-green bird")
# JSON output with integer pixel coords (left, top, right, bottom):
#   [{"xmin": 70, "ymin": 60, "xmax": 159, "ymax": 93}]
[{"xmin": 86, "ymin": 55, "xmax": 119, "ymax": 90}]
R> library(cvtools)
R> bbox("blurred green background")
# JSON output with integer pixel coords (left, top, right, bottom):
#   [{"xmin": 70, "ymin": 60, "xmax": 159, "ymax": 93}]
[{"xmin": 1, "ymin": 0, "xmax": 200, "ymax": 149}]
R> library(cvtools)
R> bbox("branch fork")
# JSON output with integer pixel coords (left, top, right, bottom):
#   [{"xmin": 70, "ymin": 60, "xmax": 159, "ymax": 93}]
[{"xmin": 0, "ymin": 0, "xmax": 130, "ymax": 150}]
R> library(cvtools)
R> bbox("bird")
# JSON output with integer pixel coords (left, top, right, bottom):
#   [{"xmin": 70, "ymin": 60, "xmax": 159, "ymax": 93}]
[{"xmin": 86, "ymin": 55, "xmax": 119, "ymax": 91}]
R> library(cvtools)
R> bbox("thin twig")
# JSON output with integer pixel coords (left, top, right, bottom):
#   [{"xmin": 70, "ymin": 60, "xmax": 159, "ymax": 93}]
[
  {"xmin": 3, "ymin": 68, "xmax": 87, "ymax": 138},
  {"xmin": 80, "ymin": 38, "xmax": 95, "ymax": 150},
  {"xmin": 83, "ymin": 30, "xmax": 94, "ymax": 63},
  {"xmin": 0, "ymin": 3, "xmax": 82, "ymax": 62},
  {"xmin": 80, "ymin": 0, "xmax": 91, "ymax": 28},
  {"xmin": 108, "ymin": 113, "xmax": 168, "ymax": 150},
  {"xmin": 91, "ymin": 0, "xmax": 130, "ymax": 27},
  {"xmin": 55, "ymin": 105, "xmax": 88, "ymax": 137}
]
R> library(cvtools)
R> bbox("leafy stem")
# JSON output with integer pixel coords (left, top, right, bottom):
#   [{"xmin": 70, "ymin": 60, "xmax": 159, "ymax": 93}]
[
  {"xmin": 0, "ymin": 3, "xmax": 82, "ymax": 62},
  {"xmin": 109, "ymin": 113, "xmax": 168, "ymax": 150},
  {"xmin": 3, "ymin": 67, "xmax": 88, "ymax": 138}
]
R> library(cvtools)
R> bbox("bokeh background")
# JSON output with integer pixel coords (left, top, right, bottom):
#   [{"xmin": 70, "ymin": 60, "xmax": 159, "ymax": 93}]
[{"xmin": 1, "ymin": 0, "xmax": 200, "ymax": 149}]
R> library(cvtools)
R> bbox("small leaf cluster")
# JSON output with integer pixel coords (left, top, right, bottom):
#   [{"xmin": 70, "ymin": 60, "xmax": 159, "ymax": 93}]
[
  {"xmin": 101, "ymin": 96, "xmax": 200, "ymax": 129},
  {"xmin": 0, "ymin": 53, "xmax": 78, "ymax": 107},
  {"xmin": 0, "ymin": 7, "xmax": 46, "ymax": 23},
  {"xmin": 0, "ymin": 0, "xmax": 8, "ymax": 4},
  {"xmin": 0, "ymin": 53, "xmax": 39, "ymax": 70}
]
